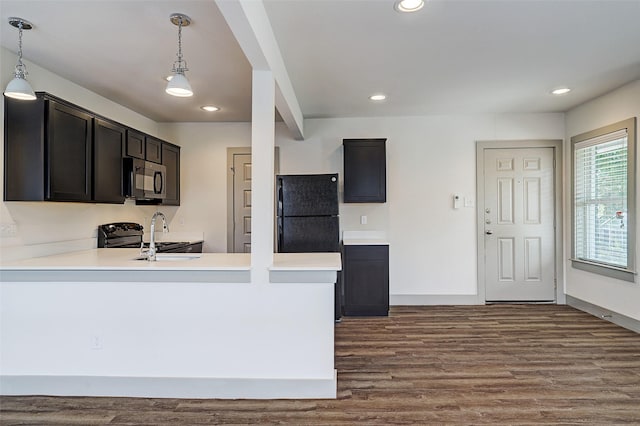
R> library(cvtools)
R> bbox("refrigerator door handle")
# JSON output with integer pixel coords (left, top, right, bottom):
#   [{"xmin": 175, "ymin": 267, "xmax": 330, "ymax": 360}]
[{"xmin": 277, "ymin": 217, "xmax": 283, "ymax": 252}]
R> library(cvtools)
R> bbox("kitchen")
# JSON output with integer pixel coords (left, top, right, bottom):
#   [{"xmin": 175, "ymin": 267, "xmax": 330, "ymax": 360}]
[{"xmin": 1, "ymin": 0, "xmax": 640, "ymax": 401}]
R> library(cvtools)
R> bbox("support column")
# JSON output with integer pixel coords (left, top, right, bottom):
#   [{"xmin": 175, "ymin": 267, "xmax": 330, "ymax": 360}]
[{"xmin": 250, "ymin": 70, "xmax": 276, "ymax": 284}]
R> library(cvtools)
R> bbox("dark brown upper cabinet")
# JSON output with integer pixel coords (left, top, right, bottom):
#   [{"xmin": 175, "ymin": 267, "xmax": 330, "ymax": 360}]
[
  {"xmin": 160, "ymin": 142, "xmax": 180, "ymax": 205},
  {"xmin": 145, "ymin": 136, "xmax": 163, "ymax": 164},
  {"xmin": 4, "ymin": 94, "xmax": 93, "ymax": 202},
  {"xmin": 343, "ymin": 138, "xmax": 387, "ymax": 203},
  {"xmin": 94, "ymin": 118, "xmax": 126, "ymax": 204},
  {"xmin": 127, "ymin": 131, "xmax": 162, "ymax": 164},
  {"xmin": 126, "ymin": 129, "xmax": 145, "ymax": 160},
  {"xmin": 4, "ymin": 92, "xmax": 180, "ymax": 205}
]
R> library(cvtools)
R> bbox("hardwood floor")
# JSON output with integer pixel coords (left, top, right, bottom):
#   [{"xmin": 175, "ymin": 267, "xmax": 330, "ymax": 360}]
[{"xmin": 1, "ymin": 305, "xmax": 639, "ymax": 425}]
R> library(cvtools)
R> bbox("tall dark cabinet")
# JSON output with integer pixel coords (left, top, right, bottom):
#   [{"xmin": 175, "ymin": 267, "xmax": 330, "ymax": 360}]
[
  {"xmin": 94, "ymin": 118, "xmax": 126, "ymax": 204},
  {"xmin": 342, "ymin": 244, "xmax": 389, "ymax": 316},
  {"xmin": 343, "ymin": 138, "xmax": 387, "ymax": 203},
  {"xmin": 161, "ymin": 143, "xmax": 180, "ymax": 205}
]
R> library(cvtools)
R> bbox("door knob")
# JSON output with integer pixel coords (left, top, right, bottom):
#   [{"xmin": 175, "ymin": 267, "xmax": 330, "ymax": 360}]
[{"xmin": 486, "ymin": 230, "xmax": 493, "ymax": 235}]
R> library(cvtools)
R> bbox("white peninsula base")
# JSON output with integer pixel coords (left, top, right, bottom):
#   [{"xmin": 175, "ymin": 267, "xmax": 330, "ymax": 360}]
[{"xmin": 0, "ymin": 251, "xmax": 341, "ymax": 399}]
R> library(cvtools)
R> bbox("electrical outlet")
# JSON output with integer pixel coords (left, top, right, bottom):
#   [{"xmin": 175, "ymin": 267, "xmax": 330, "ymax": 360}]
[
  {"xmin": 0, "ymin": 223, "xmax": 18, "ymax": 237},
  {"xmin": 91, "ymin": 335, "xmax": 103, "ymax": 350}
]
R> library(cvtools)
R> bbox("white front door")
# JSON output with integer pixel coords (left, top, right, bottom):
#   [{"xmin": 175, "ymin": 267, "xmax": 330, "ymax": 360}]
[{"xmin": 483, "ymin": 147, "xmax": 556, "ymax": 301}]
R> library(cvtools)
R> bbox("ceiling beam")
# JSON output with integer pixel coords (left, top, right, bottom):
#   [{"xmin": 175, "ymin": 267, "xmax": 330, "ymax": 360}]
[{"xmin": 215, "ymin": 0, "xmax": 304, "ymax": 140}]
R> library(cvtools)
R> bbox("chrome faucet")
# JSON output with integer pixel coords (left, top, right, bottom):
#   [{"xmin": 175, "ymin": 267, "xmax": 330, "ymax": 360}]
[{"xmin": 145, "ymin": 211, "xmax": 169, "ymax": 261}]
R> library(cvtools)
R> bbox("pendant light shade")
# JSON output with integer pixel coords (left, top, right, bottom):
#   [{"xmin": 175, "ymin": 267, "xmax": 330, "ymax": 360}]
[
  {"xmin": 166, "ymin": 13, "xmax": 193, "ymax": 97},
  {"xmin": 5, "ymin": 75, "xmax": 36, "ymax": 100},
  {"xmin": 166, "ymin": 71, "xmax": 193, "ymax": 97},
  {"xmin": 4, "ymin": 17, "xmax": 36, "ymax": 101}
]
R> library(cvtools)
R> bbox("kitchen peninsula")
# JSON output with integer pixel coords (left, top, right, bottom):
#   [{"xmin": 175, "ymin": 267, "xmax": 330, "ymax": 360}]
[{"xmin": 0, "ymin": 250, "xmax": 341, "ymax": 399}]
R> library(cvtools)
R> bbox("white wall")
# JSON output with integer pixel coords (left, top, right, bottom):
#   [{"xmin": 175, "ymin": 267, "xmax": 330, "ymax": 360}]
[
  {"xmin": 564, "ymin": 80, "xmax": 640, "ymax": 320},
  {"xmin": 0, "ymin": 48, "xmax": 167, "ymax": 260},
  {"xmin": 276, "ymin": 115, "xmax": 565, "ymax": 298}
]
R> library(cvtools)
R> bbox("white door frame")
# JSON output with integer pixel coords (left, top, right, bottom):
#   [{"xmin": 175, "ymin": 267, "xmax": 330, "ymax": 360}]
[{"xmin": 476, "ymin": 140, "xmax": 564, "ymax": 304}]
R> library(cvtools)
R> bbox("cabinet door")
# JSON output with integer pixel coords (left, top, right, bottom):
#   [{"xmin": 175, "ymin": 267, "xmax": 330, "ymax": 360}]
[
  {"xmin": 343, "ymin": 245, "xmax": 389, "ymax": 316},
  {"xmin": 3, "ymin": 95, "xmax": 46, "ymax": 201},
  {"xmin": 161, "ymin": 143, "xmax": 180, "ymax": 205},
  {"xmin": 46, "ymin": 101, "xmax": 93, "ymax": 201},
  {"xmin": 343, "ymin": 139, "xmax": 387, "ymax": 203},
  {"xmin": 94, "ymin": 118, "xmax": 125, "ymax": 203},
  {"xmin": 126, "ymin": 130, "xmax": 145, "ymax": 159},
  {"xmin": 146, "ymin": 136, "xmax": 163, "ymax": 164}
]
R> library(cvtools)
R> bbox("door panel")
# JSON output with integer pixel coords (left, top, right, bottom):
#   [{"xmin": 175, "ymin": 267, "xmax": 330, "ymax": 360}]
[
  {"xmin": 484, "ymin": 147, "xmax": 555, "ymax": 301},
  {"xmin": 233, "ymin": 153, "xmax": 252, "ymax": 253}
]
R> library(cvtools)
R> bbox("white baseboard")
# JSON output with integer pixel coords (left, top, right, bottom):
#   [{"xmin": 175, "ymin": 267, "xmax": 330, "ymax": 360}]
[
  {"xmin": 0, "ymin": 371, "xmax": 337, "ymax": 399},
  {"xmin": 390, "ymin": 294, "xmax": 480, "ymax": 305},
  {"xmin": 566, "ymin": 295, "xmax": 640, "ymax": 333}
]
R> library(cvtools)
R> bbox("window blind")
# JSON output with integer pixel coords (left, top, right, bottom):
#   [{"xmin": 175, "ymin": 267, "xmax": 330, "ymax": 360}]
[{"xmin": 574, "ymin": 129, "xmax": 628, "ymax": 268}]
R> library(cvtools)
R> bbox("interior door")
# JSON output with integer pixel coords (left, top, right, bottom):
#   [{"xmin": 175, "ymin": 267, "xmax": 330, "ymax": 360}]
[
  {"xmin": 233, "ymin": 153, "xmax": 252, "ymax": 253},
  {"xmin": 483, "ymin": 147, "xmax": 556, "ymax": 301}
]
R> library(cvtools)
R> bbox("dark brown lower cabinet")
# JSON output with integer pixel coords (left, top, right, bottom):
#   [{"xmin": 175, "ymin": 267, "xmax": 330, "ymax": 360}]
[{"xmin": 343, "ymin": 244, "xmax": 389, "ymax": 316}]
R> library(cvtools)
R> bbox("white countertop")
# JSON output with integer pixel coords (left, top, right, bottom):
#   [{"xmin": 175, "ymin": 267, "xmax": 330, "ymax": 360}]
[
  {"xmin": 342, "ymin": 230, "xmax": 389, "ymax": 246},
  {"xmin": 271, "ymin": 252, "xmax": 342, "ymax": 271},
  {"xmin": 0, "ymin": 249, "xmax": 341, "ymax": 272},
  {"xmin": 342, "ymin": 238, "xmax": 389, "ymax": 246}
]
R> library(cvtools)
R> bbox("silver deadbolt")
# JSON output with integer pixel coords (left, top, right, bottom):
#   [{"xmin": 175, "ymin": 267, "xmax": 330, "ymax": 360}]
[
  {"xmin": 485, "ymin": 208, "xmax": 491, "ymax": 214},
  {"xmin": 485, "ymin": 219, "xmax": 492, "ymax": 224}
]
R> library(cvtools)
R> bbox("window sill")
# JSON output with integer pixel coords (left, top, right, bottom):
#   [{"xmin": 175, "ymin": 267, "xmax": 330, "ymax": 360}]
[{"xmin": 570, "ymin": 258, "xmax": 636, "ymax": 283}]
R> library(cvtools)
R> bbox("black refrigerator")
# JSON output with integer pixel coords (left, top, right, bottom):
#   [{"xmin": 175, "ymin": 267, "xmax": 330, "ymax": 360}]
[{"xmin": 277, "ymin": 173, "xmax": 340, "ymax": 253}]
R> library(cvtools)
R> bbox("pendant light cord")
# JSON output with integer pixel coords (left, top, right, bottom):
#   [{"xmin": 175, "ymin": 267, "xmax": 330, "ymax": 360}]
[
  {"xmin": 15, "ymin": 21, "xmax": 28, "ymax": 78},
  {"xmin": 172, "ymin": 17, "xmax": 188, "ymax": 74}
]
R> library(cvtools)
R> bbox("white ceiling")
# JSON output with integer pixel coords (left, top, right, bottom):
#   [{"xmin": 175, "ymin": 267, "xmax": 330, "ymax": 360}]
[{"xmin": 1, "ymin": 0, "xmax": 639, "ymax": 124}]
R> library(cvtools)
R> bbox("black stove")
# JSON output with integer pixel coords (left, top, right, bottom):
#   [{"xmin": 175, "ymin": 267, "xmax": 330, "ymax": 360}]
[{"xmin": 97, "ymin": 222, "xmax": 195, "ymax": 253}]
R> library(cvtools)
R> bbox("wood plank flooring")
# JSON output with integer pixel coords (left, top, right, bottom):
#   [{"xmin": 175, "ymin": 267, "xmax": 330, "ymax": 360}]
[{"xmin": 1, "ymin": 305, "xmax": 639, "ymax": 425}]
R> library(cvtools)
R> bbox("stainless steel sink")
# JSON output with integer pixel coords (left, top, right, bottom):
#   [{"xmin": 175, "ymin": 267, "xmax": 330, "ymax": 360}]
[{"xmin": 134, "ymin": 253, "xmax": 202, "ymax": 261}]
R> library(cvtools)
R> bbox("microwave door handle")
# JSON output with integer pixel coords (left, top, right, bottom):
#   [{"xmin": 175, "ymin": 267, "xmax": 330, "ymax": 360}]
[{"xmin": 154, "ymin": 171, "xmax": 163, "ymax": 194}]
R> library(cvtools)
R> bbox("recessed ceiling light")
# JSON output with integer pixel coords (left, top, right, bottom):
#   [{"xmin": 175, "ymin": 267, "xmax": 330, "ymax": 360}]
[
  {"xmin": 369, "ymin": 94, "xmax": 387, "ymax": 101},
  {"xmin": 551, "ymin": 87, "xmax": 571, "ymax": 95},
  {"xmin": 201, "ymin": 105, "xmax": 220, "ymax": 112},
  {"xmin": 394, "ymin": 0, "xmax": 425, "ymax": 13}
]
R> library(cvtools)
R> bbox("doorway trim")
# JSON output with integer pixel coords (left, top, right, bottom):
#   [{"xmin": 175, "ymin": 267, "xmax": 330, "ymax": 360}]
[{"xmin": 476, "ymin": 140, "xmax": 564, "ymax": 304}]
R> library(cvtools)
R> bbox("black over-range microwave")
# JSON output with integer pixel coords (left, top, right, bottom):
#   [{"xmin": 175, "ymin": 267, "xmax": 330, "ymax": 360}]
[{"xmin": 123, "ymin": 158, "xmax": 167, "ymax": 200}]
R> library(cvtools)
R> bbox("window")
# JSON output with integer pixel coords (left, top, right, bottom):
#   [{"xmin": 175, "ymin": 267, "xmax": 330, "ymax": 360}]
[{"xmin": 571, "ymin": 118, "xmax": 636, "ymax": 282}]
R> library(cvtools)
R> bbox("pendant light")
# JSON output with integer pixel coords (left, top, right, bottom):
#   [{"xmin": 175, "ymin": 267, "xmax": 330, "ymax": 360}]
[
  {"xmin": 166, "ymin": 13, "xmax": 193, "ymax": 97},
  {"xmin": 4, "ymin": 17, "xmax": 36, "ymax": 101}
]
